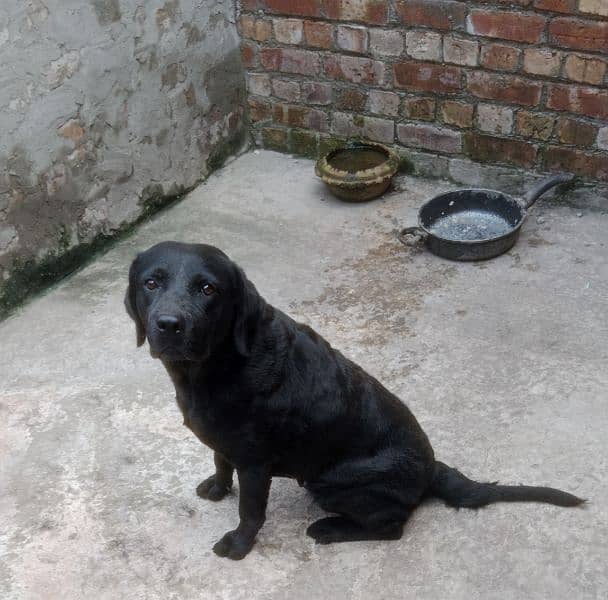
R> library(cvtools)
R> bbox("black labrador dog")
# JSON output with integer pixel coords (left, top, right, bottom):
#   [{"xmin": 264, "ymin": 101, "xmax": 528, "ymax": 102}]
[{"xmin": 125, "ymin": 241, "xmax": 584, "ymax": 560}]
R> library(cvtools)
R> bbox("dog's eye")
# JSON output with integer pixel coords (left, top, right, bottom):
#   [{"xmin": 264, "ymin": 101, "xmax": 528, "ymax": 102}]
[
  {"xmin": 145, "ymin": 279, "xmax": 158, "ymax": 291},
  {"xmin": 201, "ymin": 283, "xmax": 216, "ymax": 296}
]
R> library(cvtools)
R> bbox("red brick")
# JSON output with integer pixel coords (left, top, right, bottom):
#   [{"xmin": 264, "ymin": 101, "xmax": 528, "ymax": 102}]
[
  {"xmin": 272, "ymin": 103, "xmax": 329, "ymax": 131},
  {"xmin": 549, "ymin": 18, "xmax": 608, "ymax": 52},
  {"xmin": 556, "ymin": 117, "xmax": 597, "ymax": 147},
  {"xmin": 547, "ymin": 84, "xmax": 608, "ymax": 119},
  {"xmin": 260, "ymin": 0, "xmax": 321, "ymax": 17},
  {"xmin": 260, "ymin": 48, "xmax": 320, "ymax": 75},
  {"xmin": 464, "ymin": 133, "xmax": 538, "ymax": 167},
  {"xmin": 467, "ymin": 72, "xmax": 542, "ymax": 106},
  {"xmin": 248, "ymin": 98, "xmax": 272, "ymax": 122},
  {"xmin": 301, "ymin": 81, "xmax": 332, "ymax": 104},
  {"xmin": 336, "ymin": 25, "xmax": 368, "ymax": 54},
  {"xmin": 324, "ymin": 54, "xmax": 386, "ymax": 85},
  {"xmin": 332, "ymin": 111, "xmax": 395, "ymax": 144},
  {"xmin": 441, "ymin": 100, "xmax": 474, "ymax": 128},
  {"xmin": 394, "ymin": 61, "xmax": 462, "ymax": 94},
  {"xmin": 241, "ymin": 0, "xmax": 259, "ymax": 10},
  {"xmin": 543, "ymin": 146, "xmax": 608, "ymax": 180},
  {"xmin": 468, "ymin": 10, "xmax": 546, "ymax": 43},
  {"xmin": 398, "ymin": 123, "xmax": 462, "ymax": 154},
  {"xmin": 336, "ymin": 88, "xmax": 368, "ymax": 111},
  {"xmin": 303, "ymin": 21, "xmax": 334, "ymax": 48},
  {"xmin": 402, "ymin": 97, "xmax": 436, "ymax": 121},
  {"xmin": 480, "ymin": 43, "xmax": 520, "ymax": 71},
  {"xmin": 533, "ymin": 0, "xmax": 577, "ymax": 13},
  {"xmin": 395, "ymin": 1, "xmax": 466, "ymax": 31},
  {"xmin": 241, "ymin": 42, "xmax": 258, "ymax": 68},
  {"xmin": 324, "ymin": 0, "xmax": 389, "ymax": 26}
]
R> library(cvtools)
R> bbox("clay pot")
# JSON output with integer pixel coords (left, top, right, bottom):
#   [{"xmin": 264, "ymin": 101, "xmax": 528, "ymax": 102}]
[{"xmin": 315, "ymin": 142, "xmax": 400, "ymax": 202}]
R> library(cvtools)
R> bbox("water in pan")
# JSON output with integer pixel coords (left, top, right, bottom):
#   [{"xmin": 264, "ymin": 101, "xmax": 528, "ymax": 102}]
[
  {"xmin": 428, "ymin": 209, "xmax": 514, "ymax": 241},
  {"xmin": 328, "ymin": 148, "xmax": 387, "ymax": 172}
]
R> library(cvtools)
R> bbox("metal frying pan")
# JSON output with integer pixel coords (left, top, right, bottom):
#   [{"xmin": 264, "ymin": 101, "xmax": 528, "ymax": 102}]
[{"xmin": 398, "ymin": 174, "xmax": 575, "ymax": 261}]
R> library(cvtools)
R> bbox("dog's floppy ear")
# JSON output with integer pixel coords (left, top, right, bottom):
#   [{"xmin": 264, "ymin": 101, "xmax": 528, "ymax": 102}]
[
  {"xmin": 124, "ymin": 256, "xmax": 146, "ymax": 347},
  {"xmin": 233, "ymin": 266, "xmax": 263, "ymax": 357}
]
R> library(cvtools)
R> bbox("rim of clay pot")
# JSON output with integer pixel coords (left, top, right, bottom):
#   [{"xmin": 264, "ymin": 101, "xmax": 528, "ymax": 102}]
[{"xmin": 315, "ymin": 142, "xmax": 400, "ymax": 189}]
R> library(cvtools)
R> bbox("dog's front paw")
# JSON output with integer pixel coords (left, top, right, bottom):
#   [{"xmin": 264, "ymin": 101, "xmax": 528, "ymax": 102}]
[
  {"xmin": 213, "ymin": 530, "xmax": 255, "ymax": 560},
  {"xmin": 196, "ymin": 475, "xmax": 231, "ymax": 501}
]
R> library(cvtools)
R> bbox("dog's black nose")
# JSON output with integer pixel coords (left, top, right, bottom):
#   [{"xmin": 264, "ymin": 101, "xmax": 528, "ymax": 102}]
[{"xmin": 156, "ymin": 314, "xmax": 183, "ymax": 334}]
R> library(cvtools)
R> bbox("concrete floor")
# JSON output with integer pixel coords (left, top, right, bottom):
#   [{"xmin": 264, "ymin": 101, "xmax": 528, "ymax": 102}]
[{"xmin": 1, "ymin": 151, "xmax": 607, "ymax": 600}]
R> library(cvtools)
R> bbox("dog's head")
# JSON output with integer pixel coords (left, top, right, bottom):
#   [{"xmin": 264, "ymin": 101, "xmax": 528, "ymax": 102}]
[{"xmin": 125, "ymin": 241, "xmax": 261, "ymax": 362}]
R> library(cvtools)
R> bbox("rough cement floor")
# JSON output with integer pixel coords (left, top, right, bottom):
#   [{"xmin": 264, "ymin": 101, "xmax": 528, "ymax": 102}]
[{"xmin": 1, "ymin": 151, "xmax": 607, "ymax": 600}]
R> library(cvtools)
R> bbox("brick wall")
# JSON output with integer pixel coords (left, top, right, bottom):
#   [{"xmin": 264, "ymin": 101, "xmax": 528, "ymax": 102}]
[{"xmin": 238, "ymin": 0, "xmax": 608, "ymax": 181}]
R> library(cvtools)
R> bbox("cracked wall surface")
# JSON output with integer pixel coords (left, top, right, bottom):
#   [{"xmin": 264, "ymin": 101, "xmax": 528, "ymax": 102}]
[{"xmin": 0, "ymin": 0, "xmax": 248, "ymax": 316}]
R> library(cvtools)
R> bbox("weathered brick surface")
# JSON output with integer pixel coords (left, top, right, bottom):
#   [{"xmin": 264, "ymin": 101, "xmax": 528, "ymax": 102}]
[
  {"xmin": 369, "ymin": 29, "xmax": 404, "ymax": 56},
  {"xmin": 336, "ymin": 88, "xmax": 367, "ymax": 111},
  {"xmin": 556, "ymin": 117, "xmax": 597, "ymax": 147},
  {"xmin": 367, "ymin": 90, "xmax": 400, "ymax": 116},
  {"xmin": 301, "ymin": 81, "xmax": 332, "ymax": 104},
  {"xmin": 464, "ymin": 133, "xmax": 538, "ymax": 167},
  {"xmin": 549, "ymin": 18, "xmax": 608, "ymax": 52},
  {"xmin": 273, "ymin": 103, "xmax": 329, "ymax": 130},
  {"xmin": 406, "ymin": 31, "xmax": 443, "ymax": 62},
  {"xmin": 441, "ymin": 100, "xmax": 474, "ymax": 128},
  {"xmin": 579, "ymin": 0, "xmax": 608, "ymax": 17},
  {"xmin": 273, "ymin": 18, "xmax": 304, "ymax": 44},
  {"xmin": 242, "ymin": 0, "xmax": 608, "ymax": 181},
  {"xmin": 260, "ymin": 0, "xmax": 321, "ymax": 18},
  {"xmin": 325, "ymin": 0, "xmax": 389, "ymax": 25},
  {"xmin": 260, "ymin": 48, "xmax": 320, "ymax": 75},
  {"xmin": 523, "ymin": 48, "xmax": 562, "ymax": 77},
  {"xmin": 303, "ymin": 21, "xmax": 334, "ymax": 48},
  {"xmin": 547, "ymin": 84, "xmax": 608, "ymax": 119},
  {"xmin": 247, "ymin": 73, "xmax": 272, "ymax": 96},
  {"xmin": 403, "ymin": 97, "xmax": 436, "ymax": 121},
  {"xmin": 443, "ymin": 36, "xmax": 479, "ymax": 66},
  {"xmin": 515, "ymin": 111, "xmax": 555, "ymax": 140},
  {"xmin": 394, "ymin": 61, "xmax": 462, "ymax": 94},
  {"xmin": 332, "ymin": 111, "xmax": 394, "ymax": 143},
  {"xmin": 395, "ymin": 1, "xmax": 466, "ymax": 31},
  {"xmin": 398, "ymin": 123, "xmax": 462, "ymax": 153},
  {"xmin": 336, "ymin": 25, "xmax": 369, "ymax": 54},
  {"xmin": 563, "ymin": 54, "xmax": 607, "ymax": 85},
  {"xmin": 325, "ymin": 54, "xmax": 387, "ymax": 85},
  {"xmin": 533, "ymin": 0, "xmax": 577, "ymax": 14},
  {"xmin": 468, "ymin": 10, "xmax": 546, "ymax": 44},
  {"xmin": 477, "ymin": 104, "xmax": 513, "ymax": 135},
  {"xmin": 272, "ymin": 78, "xmax": 301, "ymax": 101},
  {"xmin": 544, "ymin": 146, "xmax": 608, "ymax": 180},
  {"xmin": 480, "ymin": 43, "xmax": 520, "ymax": 72},
  {"xmin": 467, "ymin": 72, "xmax": 542, "ymax": 106}
]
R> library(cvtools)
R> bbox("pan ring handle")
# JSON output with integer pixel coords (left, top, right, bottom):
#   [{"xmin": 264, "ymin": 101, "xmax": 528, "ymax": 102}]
[{"xmin": 398, "ymin": 226, "xmax": 428, "ymax": 247}]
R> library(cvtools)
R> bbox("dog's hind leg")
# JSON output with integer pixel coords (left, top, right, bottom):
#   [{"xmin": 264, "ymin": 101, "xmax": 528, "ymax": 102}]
[
  {"xmin": 306, "ymin": 486, "xmax": 412, "ymax": 544},
  {"xmin": 196, "ymin": 452, "xmax": 234, "ymax": 501}
]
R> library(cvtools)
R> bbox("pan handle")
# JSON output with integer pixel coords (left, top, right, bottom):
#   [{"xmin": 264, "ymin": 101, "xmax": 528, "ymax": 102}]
[
  {"xmin": 398, "ymin": 226, "xmax": 428, "ymax": 247},
  {"xmin": 523, "ymin": 174, "xmax": 575, "ymax": 209}
]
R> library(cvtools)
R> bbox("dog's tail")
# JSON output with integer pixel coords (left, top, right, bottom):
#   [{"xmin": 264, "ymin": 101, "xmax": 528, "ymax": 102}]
[{"xmin": 429, "ymin": 461, "xmax": 586, "ymax": 509}]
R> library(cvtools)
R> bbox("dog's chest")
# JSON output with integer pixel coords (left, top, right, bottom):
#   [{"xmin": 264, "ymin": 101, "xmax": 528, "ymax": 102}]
[{"xmin": 173, "ymin": 383, "xmax": 235, "ymax": 452}]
